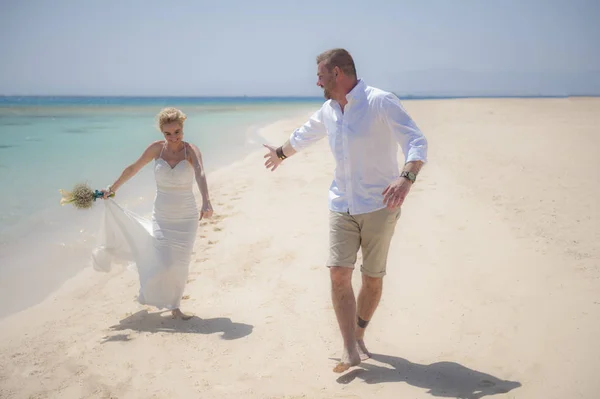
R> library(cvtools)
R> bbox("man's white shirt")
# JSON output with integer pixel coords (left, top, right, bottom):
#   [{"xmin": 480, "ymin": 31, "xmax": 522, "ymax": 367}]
[{"xmin": 289, "ymin": 79, "xmax": 428, "ymax": 215}]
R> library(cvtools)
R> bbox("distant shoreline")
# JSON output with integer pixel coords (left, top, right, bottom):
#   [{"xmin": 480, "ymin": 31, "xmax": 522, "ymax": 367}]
[
  {"xmin": 0, "ymin": 94, "xmax": 597, "ymax": 105},
  {"xmin": 0, "ymin": 96, "xmax": 324, "ymax": 107}
]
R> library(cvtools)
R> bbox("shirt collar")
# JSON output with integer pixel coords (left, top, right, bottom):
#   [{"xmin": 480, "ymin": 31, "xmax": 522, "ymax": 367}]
[
  {"xmin": 329, "ymin": 79, "xmax": 366, "ymax": 110},
  {"xmin": 345, "ymin": 79, "xmax": 366, "ymax": 103}
]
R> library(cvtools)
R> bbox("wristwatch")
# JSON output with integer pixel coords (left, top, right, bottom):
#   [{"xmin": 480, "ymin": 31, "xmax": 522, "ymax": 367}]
[{"xmin": 400, "ymin": 171, "xmax": 416, "ymax": 183}]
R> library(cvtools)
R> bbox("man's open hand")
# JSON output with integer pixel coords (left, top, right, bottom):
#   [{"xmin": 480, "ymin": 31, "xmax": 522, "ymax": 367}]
[{"xmin": 263, "ymin": 144, "xmax": 283, "ymax": 171}]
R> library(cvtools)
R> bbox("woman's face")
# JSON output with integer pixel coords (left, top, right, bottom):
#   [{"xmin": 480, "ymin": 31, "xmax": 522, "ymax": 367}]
[{"xmin": 161, "ymin": 122, "xmax": 183, "ymax": 144}]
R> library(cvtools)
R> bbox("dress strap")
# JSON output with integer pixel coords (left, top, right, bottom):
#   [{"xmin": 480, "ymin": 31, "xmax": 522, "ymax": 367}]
[
  {"xmin": 184, "ymin": 142, "xmax": 187, "ymax": 159},
  {"xmin": 159, "ymin": 141, "xmax": 166, "ymax": 159}
]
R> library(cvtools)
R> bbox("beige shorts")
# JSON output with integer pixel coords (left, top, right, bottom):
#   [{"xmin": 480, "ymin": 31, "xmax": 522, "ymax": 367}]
[{"xmin": 327, "ymin": 207, "xmax": 401, "ymax": 278}]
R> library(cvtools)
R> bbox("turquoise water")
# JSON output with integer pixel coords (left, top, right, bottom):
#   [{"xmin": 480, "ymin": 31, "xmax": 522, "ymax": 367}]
[{"xmin": 0, "ymin": 97, "xmax": 321, "ymax": 317}]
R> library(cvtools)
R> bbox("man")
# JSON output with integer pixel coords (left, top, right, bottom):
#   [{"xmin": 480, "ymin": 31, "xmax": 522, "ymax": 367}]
[{"xmin": 263, "ymin": 48, "xmax": 428, "ymax": 373}]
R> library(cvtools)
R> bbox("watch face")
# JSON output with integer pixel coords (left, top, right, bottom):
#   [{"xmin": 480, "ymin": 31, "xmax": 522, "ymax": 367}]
[{"xmin": 402, "ymin": 171, "xmax": 415, "ymax": 182}]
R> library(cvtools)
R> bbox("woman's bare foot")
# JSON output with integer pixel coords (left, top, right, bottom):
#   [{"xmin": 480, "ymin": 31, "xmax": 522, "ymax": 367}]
[
  {"xmin": 333, "ymin": 345, "xmax": 361, "ymax": 373},
  {"xmin": 356, "ymin": 339, "xmax": 371, "ymax": 360},
  {"xmin": 171, "ymin": 308, "xmax": 192, "ymax": 320}
]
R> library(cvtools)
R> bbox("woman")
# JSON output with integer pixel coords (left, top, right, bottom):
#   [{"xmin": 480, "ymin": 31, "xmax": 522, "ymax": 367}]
[{"xmin": 93, "ymin": 107, "xmax": 213, "ymax": 319}]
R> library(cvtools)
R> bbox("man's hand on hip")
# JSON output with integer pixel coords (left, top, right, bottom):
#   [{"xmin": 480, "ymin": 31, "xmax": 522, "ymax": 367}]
[{"xmin": 382, "ymin": 177, "xmax": 412, "ymax": 209}]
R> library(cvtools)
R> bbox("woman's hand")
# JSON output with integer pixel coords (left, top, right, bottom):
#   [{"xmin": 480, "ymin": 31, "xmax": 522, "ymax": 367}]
[
  {"xmin": 100, "ymin": 186, "xmax": 115, "ymax": 199},
  {"xmin": 200, "ymin": 200, "xmax": 213, "ymax": 220}
]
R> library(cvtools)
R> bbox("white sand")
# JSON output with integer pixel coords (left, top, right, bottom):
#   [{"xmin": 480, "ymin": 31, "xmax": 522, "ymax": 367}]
[{"xmin": 1, "ymin": 98, "xmax": 599, "ymax": 398}]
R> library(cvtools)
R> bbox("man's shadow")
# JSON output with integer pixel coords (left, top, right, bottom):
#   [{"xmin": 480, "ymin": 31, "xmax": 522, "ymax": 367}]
[
  {"xmin": 336, "ymin": 353, "xmax": 521, "ymax": 399},
  {"xmin": 101, "ymin": 309, "xmax": 253, "ymax": 342}
]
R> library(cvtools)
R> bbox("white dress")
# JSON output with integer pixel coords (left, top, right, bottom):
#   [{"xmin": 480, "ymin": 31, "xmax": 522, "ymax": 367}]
[{"xmin": 92, "ymin": 143, "xmax": 199, "ymax": 310}]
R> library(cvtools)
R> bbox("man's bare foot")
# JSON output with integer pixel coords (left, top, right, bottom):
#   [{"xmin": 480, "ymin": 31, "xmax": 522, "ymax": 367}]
[
  {"xmin": 333, "ymin": 345, "xmax": 361, "ymax": 373},
  {"xmin": 172, "ymin": 309, "xmax": 192, "ymax": 320},
  {"xmin": 356, "ymin": 338, "xmax": 371, "ymax": 360}
]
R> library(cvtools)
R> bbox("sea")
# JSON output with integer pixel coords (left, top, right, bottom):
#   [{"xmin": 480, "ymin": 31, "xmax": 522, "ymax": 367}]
[{"xmin": 0, "ymin": 96, "xmax": 322, "ymax": 318}]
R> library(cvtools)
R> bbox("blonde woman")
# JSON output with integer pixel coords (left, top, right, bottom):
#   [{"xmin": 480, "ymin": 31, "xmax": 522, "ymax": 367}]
[{"xmin": 93, "ymin": 107, "xmax": 213, "ymax": 319}]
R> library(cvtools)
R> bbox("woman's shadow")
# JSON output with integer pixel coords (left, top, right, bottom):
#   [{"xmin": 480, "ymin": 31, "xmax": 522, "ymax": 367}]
[
  {"xmin": 101, "ymin": 309, "xmax": 253, "ymax": 343},
  {"xmin": 336, "ymin": 353, "xmax": 521, "ymax": 399}
]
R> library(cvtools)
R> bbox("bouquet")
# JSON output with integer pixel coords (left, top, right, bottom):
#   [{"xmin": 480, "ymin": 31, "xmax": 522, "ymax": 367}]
[{"xmin": 59, "ymin": 183, "xmax": 114, "ymax": 209}]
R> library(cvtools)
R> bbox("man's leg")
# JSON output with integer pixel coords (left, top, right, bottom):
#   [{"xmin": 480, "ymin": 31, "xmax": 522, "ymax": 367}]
[
  {"xmin": 356, "ymin": 207, "xmax": 401, "ymax": 358},
  {"xmin": 330, "ymin": 267, "xmax": 361, "ymax": 372},
  {"xmin": 356, "ymin": 274, "xmax": 383, "ymax": 359},
  {"xmin": 327, "ymin": 210, "xmax": 361, "ymax": 373}
]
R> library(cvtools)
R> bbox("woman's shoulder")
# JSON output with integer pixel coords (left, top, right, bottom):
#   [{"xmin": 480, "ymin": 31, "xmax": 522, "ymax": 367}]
[
  {"xmin": 141, "ymin": 140, "xmax": 164, "ymax": 157},
  {"xmin": 147, "ymin": 140, "xmax": 165, "ymax": 150},
  {"xmin": 184, "ymin": 141, "xmax": 201, "ymax": 155}
]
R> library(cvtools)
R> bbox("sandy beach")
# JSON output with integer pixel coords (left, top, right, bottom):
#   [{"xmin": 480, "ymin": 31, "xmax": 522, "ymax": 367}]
[{"xmin": 1, "ymin": 97, "xmax": 599, "ymax": 398}]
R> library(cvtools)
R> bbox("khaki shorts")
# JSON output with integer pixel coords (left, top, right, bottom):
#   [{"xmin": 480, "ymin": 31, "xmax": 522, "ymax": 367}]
[{"xmin": 327, "ymin": 207, "xmax": 401, "ymax": 278}]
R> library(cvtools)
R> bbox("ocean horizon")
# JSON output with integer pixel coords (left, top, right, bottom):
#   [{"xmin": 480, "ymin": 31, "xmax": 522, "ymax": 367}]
[
  {"xmin": 1, "ymin": 93, "xmax": 596, "ymax": 107},
  {"xmin": 0, "ymin": 96, "xmax": 324, "ymax": 107}
]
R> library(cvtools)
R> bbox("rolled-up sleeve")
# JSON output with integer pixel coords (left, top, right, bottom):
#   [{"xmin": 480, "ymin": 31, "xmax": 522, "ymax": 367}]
[
  {"xmin": 289, "ymin": 106, "xmax": 327, "ymax": 151},
  {"xmin": 382, "ymin": 94, "xmax": 428, "ymax": 163}
]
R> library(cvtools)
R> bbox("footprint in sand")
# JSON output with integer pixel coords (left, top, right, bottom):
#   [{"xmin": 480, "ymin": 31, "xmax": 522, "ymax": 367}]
[
  {"xmin": 181, "ymin": 295, "xmax": 190, "ymax": 300},
  {"xmin": 201, "ymin": 214, "xmax": 224, "ymax": 225}
]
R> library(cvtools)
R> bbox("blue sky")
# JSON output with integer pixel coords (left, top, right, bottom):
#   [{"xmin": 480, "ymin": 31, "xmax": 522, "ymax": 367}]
[{"xmin": 1, "ymin": 0, "xmax": 599, "ymax": 96}]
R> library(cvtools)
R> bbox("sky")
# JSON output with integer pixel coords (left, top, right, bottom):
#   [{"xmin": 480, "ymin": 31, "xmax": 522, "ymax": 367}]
[{"xmin": 1, "ymin": 0, "xmax": 599, "ymax": 97}]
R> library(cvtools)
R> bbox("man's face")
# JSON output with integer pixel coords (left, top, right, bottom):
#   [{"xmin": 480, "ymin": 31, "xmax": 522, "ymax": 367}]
[{"xmin": 317, "ymin": 62, "xmax": 337, "ymax": 100}]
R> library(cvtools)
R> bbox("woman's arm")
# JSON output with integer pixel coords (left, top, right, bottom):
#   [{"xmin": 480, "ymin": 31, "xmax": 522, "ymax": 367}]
[
  {"xmin": 103, "ymin": 141, "xmax": 161, "ymax": 197},
  {"xmin": 187, "ymin": 143, "xmax": 213, "ymax": 219}
]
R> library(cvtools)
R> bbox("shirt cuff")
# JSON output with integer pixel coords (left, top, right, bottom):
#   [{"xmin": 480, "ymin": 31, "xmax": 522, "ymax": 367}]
[
  {"xmin": 289, "ymin": 131, "xmax": 303, "ymax": 152},
  {"xmin": 405, "ymin": 148, "xmax": 428, "ymax": 164}
]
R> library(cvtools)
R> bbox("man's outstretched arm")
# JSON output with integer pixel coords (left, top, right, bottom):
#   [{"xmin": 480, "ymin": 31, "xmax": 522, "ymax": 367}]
[
  {"xmin": 263, "ymin": 140, "xmax": 298, "ymax": 171},
  {"xmin": 263, "ymin": 106, "xmax": 327, "ymax": 171}
]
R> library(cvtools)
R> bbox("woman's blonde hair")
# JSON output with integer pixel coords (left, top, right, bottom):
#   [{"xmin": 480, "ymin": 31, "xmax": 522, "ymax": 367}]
[{"xmin": 156, "ymin": 107, "xmax": 187, "ymax": 131}]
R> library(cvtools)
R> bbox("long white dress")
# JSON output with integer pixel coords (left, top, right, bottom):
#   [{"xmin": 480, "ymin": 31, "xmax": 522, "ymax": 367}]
[{"xmin": 91, "ymin": 144, "xmax": 199, "ymax": 310}]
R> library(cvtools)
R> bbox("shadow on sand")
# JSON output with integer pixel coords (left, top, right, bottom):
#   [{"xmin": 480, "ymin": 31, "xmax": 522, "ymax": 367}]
[
  {"xmin": 336, "ymin": 353, "xmax": 521, "ymax": 399},
  {"xmin": 101, "ymin": 309, "xmax": 254, "ymax": 343}
]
